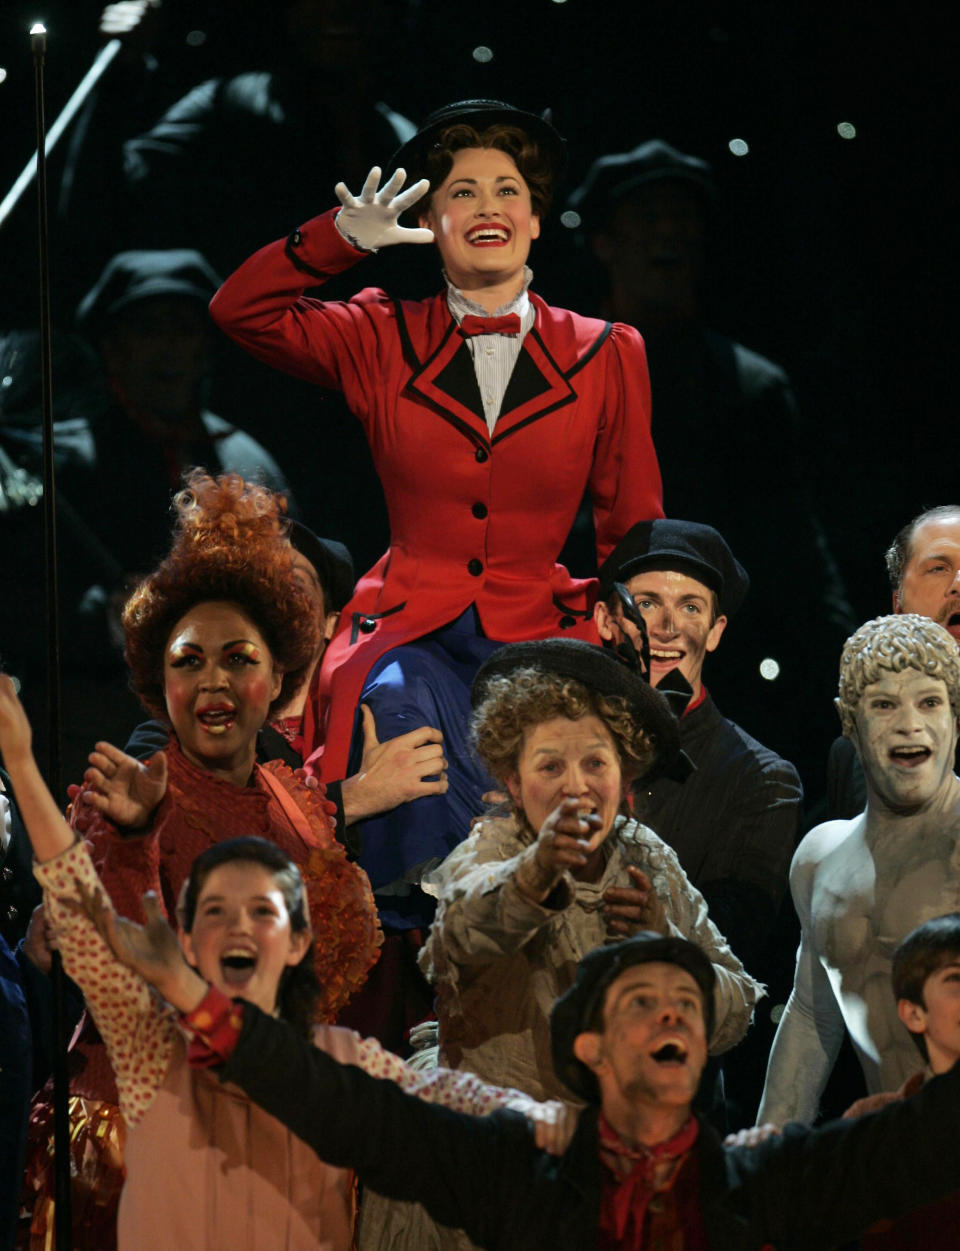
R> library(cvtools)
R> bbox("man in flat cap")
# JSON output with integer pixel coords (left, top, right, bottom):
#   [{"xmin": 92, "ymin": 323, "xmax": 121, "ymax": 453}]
[
  {"xmin": 594, "ymin": 519, "xmax": 801, "ymax": 977},
  {"xmin": 123, "ymin": 925, "xmax": 960, "ymax": 1249},
  {"xmin": 594, "ymin": 518, "xmax": 801, "ymax": 1123},
  {"xmin": 567, "ymin": 140, "xmax": 853, "ymax": 788}
]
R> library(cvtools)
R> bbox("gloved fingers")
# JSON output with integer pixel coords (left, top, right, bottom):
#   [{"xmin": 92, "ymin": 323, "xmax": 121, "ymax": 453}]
[
  {"xmin": 334, "ymin": 181, "xmax": 361, "ymax": 209},
  {"xmin": 359, "ymin": 165, "xmax": 383, "ymax": 203},
  {"xmin": 378, "ymin": 167, "xmax": 408, "ymax": 203},
  {"xmin": 393, "ymin": 177, "xmax": 431, "ymax": 213}
]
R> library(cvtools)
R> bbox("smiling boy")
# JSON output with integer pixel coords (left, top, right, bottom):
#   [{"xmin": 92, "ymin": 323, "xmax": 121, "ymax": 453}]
[{"xmin": 758, "ymin": 614, "xmax": 960, "ymax": 1127}]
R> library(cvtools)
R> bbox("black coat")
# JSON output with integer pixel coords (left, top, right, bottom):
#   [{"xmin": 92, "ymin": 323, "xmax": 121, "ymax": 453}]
[
  {"xmin": 637, "ymin": 692, "xmax": 801, "ymax": 972},
  {"xmin": 218, "ymin": 1002, "xmax": 960, "ymax": 1251}
]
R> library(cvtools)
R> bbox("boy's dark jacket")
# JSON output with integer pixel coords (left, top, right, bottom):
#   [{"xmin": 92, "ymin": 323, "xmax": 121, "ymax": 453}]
[{"xmin": 218, "ymin": 1003, "xmax": 959, "ymax": 1250}]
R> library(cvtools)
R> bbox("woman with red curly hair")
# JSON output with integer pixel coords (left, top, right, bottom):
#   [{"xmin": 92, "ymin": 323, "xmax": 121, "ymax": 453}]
[
  {"xmin": 1, "ymin": 673, "xmax": 565, "ymax": 1251},
  {"xmin": 19, "ymin": 471, "xmax": 382, "ymax": 1250}
]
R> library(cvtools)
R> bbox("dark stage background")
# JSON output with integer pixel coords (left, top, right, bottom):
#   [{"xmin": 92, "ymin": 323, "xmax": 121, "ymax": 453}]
[{"xmin": 0, "ymin": 0, "xmax": 954, "ymax": 803}]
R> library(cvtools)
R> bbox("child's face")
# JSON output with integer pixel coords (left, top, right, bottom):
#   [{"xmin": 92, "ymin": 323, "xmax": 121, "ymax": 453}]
[
  {"xmin": 180, "ymin": 862, "xmax": 310, "ymax": 1016},
  {"xmin": 899, "ymin": 959, "xmax": 960, "ymax": 1074}
]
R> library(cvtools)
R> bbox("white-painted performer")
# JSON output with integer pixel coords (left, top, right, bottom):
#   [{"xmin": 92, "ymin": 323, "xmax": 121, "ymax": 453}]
[{"xmin": 757, "ymin": 613, "xmax": 960, "ymax": 1125}]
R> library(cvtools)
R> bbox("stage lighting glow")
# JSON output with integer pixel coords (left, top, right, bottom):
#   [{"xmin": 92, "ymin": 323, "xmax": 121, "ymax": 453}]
[
  {"xmin": 759, "ymin": 658, "xmax": 780, "ymax": 681},
  {"xmin": 0, "ymin": 68, "xmax": 7, "ymax": 85},
  {"xmin": 472, "ymin": 46, "xmax": 493, "ymax": 63},
  {"xmin": 560, "ymin": 210, "xmax": 581, "ymax": 229},
  {"xmin": 728, "ymin": 138, "xmax": 749, "ymax": 157},
  {"xmin": 186, "ymin": 30, "xmax": 207, "ymax": 46},
  {"xmin": 837, "ymin": 121, "xmax": 856, "ymax": 139}
]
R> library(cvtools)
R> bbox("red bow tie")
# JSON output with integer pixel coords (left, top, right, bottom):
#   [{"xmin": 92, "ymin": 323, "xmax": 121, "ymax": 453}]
[{"xmin": 459, "ymin": 313, "xmax": 522, "ymax": 337}]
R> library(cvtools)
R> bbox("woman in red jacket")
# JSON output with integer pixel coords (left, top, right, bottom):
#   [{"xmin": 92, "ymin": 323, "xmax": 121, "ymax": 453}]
[{"xmin": 209, "ymin": 99, "xmax": 663, "ymax": 942}]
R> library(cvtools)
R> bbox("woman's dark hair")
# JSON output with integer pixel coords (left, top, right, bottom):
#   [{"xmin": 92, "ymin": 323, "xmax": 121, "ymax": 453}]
[
  {"xmin": 122, "ymin": 472, "xmax": 318, "ymax": 720},
  {"xmin": 177, "ymin": 836, "xmax": 320, "ymax": 1039},
  {"xmin": 417, "ymin": 123, "xmax": 555, "ymax": 218}
]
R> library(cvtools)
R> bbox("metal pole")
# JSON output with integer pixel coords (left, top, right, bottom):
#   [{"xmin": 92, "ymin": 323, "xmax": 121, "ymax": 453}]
[{"xmin": 30, "ymin": 22, "xmax": 73, "ymax": 1251}]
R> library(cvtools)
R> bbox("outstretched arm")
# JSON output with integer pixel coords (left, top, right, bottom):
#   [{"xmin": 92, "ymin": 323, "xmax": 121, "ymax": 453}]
[
  {"xmin": 187, "ymin": 992, "xmax": 540, "ymax": 1248},
  {"xmin": 0, "ymin": 674, "xmax": 178, "ymax": 1121},
  {"xmin": 208, "ymin": 167, "xmax": 431, "ymax": 404}
]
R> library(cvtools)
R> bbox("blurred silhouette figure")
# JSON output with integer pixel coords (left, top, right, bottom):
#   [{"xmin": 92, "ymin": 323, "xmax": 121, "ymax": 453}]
[{"xmin": 565, "ymin": 140, "xmax": 854, "ymax": 787}]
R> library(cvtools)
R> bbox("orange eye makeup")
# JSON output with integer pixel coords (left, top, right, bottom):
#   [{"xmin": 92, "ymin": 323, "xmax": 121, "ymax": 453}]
[{"xmin": 226, "ymin": 641, "xmax": 262, "ymax": 661}]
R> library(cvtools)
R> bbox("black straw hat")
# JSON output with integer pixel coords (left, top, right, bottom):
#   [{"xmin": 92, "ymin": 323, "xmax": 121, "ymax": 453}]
[
  {"xmin": 550, "ymin": 933, "xmax": 716, "ymax": 1102},
  {"xmin": 389, "ymin": 98, "xmax": 566, "ymax": 186},
  {"xmin": 471, "ymin": 637, "xmax": 680, "ymax": 778}
]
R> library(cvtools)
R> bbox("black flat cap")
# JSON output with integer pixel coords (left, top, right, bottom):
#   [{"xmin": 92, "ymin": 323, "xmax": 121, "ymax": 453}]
[
  {"xmin": 472, "ymin": 637, "xmax": 680, "ymax": 778},
  {"xmin": 77, "ymin": 249, "xmax": 222, "ymax": 337},
  {"xmin": 389, "ymin": 98, "xmax": 566, "ymax": 186},
  {"xmin": 567, "ymin": 139, "xmax": 715, "ymax": 232},
  {"xmin": 598, "ymin": 519, "xmax": 749, "ymax": 619},
  {"xmin": 550, "ymin": 932, "xmax": 716, "ymax": 1102},
  {"xmin": 287, "ymin": 520, "xmax": 355, "ymax": 614}
]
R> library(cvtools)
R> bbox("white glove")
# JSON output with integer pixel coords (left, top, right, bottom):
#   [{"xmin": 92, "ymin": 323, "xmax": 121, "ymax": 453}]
[{"xmin": 334, "ymin": 166, "xmax": 434, "ymax": 253}]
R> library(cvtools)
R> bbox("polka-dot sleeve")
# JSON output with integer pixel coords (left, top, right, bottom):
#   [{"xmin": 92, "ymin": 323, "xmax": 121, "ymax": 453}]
[
  {"xmin": 350, "ymin": 1033, "xmax": 551, "ymax": 1118},
  {"xmin": 34, "ymin": 840, "xmax": 175, "ymax": 1125}
]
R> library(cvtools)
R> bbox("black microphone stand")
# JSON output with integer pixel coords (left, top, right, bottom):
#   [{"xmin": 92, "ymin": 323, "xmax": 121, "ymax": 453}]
[{"xmin": 30, "ymin": 22, "xmax": 73, "ymax": 1251}]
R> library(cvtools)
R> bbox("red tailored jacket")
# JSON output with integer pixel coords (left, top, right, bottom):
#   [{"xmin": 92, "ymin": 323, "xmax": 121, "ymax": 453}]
[{"xmin": 210, "ymin": 211, "xmax": 663, "ymax": 778}]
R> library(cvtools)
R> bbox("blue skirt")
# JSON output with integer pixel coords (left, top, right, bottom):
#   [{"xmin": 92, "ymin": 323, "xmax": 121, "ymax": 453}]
[{"xmin": 346, "ymin": 607, "xmax": 502, "ymax": 930}]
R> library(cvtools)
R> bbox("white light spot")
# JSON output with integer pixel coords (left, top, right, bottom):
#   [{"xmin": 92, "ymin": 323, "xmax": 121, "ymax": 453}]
[
  {"xmin": 29, "ymin": 24, "xmax": 46, "ymax": 36},
  {"xmin": 472, "ymin": 45, "xmax": 493, "ymax": 63},
  {"xmin": 728, "ymin": 137, "xmax": 750, "ymax": 157},
  {"xmin": 560, "ymin": 210, "xmax": 581, "ymax": 229},
  {"xmin": 186, "ymin": 29, "xmax": 206, "ymax": 47},
  {"xmin": 759, "ymin": 657, "xmax": 780, "ymax": 681},
  {"xmin": 837, "ymin": 121, "xmax": 857, "ymax": 139},
  {"xmin": 0, "ymin": 68, "xmax": 7, "ymax": 85}
]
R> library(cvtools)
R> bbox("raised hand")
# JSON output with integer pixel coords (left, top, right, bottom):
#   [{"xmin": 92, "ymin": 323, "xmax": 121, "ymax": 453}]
[
  {"xmin": 76, "ymin": 883, "xmax": 206, "ymax": 1012},
  {"xmin": 602, "ymin": 864, "xmax": 667, "ymax": 936},
  {"xmin": 0, "ymin": 673, "xmax": 33, "ymax": 769},
  {"xmin": 515, "ymin": 798, "xmax": 606, "ymax": 903},
  {"xmin": 341, "ymin": 704, "xmax": 447, "ymax": 823},
  {"xmin": 80, "ymin": 741, "xmax": 168, "ymax": 829},
  {"xmin": 334, "ymin": 166, "xmax": 434, "ymax": 253}
]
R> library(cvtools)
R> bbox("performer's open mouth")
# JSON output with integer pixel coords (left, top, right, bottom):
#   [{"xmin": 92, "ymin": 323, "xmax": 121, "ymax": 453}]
[
  {"xmin": 466, "ymin": 224, "xmax": 511, "ymax": 247},
  {"xmin": 196, "ymin": 703, "xmax": 238, "ymax": 735},
  {"xmin": 649, "ymin": 1037, "xmax": 689, "ymax": 1066},
  {"xmin": 220, "ymin": 947, "xmax": 257, "ymax": 987},
  {"xmin": 650, "ymin": 648, "xmax": 684, "ymax": 665},
  {"xmin": 888, "ymin": 745, "xmax": 932, "ymax": 768}
]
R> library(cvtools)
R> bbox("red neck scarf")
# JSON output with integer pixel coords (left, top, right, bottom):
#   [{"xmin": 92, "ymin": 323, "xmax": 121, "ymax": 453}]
[{"xmin": 597, "ymin": 1113, "xmax": 700, "ymax": 1249}]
